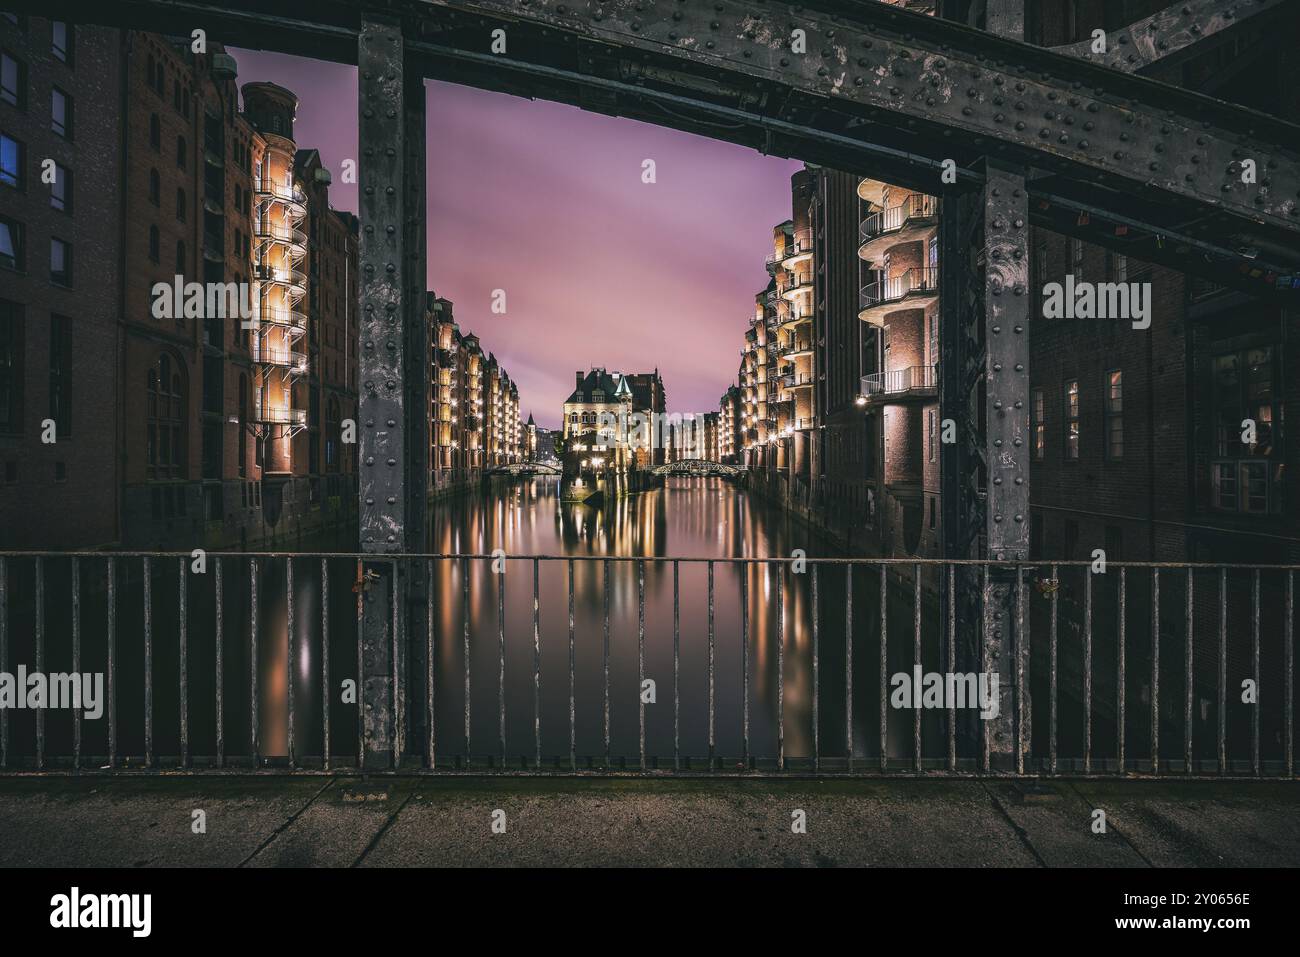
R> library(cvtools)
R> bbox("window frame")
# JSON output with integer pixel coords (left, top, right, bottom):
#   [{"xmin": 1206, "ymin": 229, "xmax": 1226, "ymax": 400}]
[{"xmin": 1063, "ymin": 379, "xmax": 1080, "ymax": 461}]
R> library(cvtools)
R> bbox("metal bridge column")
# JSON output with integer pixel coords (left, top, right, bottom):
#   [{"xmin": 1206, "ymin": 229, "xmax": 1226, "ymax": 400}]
[
  {"xmin": 940, "ymin": 0, "xmax": 1029, "ymax": 769},
  {"xmin": 357, "ymin": 17, "xmax": 428, "ymax": 769}
]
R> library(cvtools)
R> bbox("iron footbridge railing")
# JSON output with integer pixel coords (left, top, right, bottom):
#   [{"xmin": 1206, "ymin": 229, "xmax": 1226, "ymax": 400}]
[{"xmin": 0, "ymin": 553, "xmax": 1293, "ymax": 779}]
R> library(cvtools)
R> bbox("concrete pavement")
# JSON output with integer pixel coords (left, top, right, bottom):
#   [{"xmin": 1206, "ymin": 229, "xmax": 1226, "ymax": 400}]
[{"xmin": 0, "ymin": 776, "xmax": 1296, "ymax": 867}]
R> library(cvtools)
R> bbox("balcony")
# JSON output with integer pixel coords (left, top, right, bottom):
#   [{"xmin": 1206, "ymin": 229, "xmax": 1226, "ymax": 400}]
[
  {"xmin": 858, "ymin": 267, "xmax": 939, "ymax": 324},
  {"xmin": 258, "ymin": 305, "xmax": 309, "ymax": 333},
  {"xmin": 254, "ymin": 406, "xmax": 307, "ymax": 427},
  {"xmin": 254, "ymin": 181, "xmax": 307, "ymax": 217},
  {"xmin": 255, "ymin": 220, "xmax": 308, "ymax": 256},
  {"xmin": 780, "ymin": 372, "xmax": 815, "ymax": 390},
  {"xmin": 858, "ymin": 194, "xmax": 937, "ymax": 262},
  {"xmin": 779, "ymin": 272, "xmax": 815, "ymax": 301},
  {"xmin": 252, "ymin": 341, "xmax": 309, "ymax": 375},
  {"xmin": 782, "ymin": 336, "xmax": 814, "ymax": 359},
  {"xmin": 257, "ymin": 264, "xmax": 307, "ymax": 297},
  {"xmin": 860, "ymin": 365, "xmax": 937, "ymax": 402}
]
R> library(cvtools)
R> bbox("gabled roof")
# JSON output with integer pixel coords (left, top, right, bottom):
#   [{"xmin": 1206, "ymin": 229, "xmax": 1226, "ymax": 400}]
[{"xmin": 565, "ymin": 368, "xmax": 631, "ymax": 405}]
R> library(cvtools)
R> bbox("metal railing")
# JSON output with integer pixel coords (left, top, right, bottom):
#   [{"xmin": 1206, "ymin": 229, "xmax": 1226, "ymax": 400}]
[
  {"xmin": 860, "ymin": 267, "xmax": 939, "ymax": 308},
  {"xmin": 862, "ymin": 365, "xmax": 938, "ymax": 396},
  {"xmin": 860, "ymin": 194, "xmax": 937, "ymax": 242},
  {"xmin": 0, "ymin": 553, "xmax": 1293, "ymax": 779}
]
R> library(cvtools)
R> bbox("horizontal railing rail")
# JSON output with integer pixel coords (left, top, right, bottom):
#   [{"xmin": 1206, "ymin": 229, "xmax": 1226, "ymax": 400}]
[{"xmin": 0, "ymin": 553, "xmax": 1293, "ymax": 778}]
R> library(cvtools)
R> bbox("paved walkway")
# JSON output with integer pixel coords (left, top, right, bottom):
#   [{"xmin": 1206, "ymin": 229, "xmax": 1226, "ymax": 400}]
[{"xmin": 0, "ymin": 777, "xmax": 1296, "ymax": 867}]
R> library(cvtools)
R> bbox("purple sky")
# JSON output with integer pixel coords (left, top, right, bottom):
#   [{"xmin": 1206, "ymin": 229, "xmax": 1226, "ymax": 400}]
[{"xmin": 231, "ymin": 49, "xmax": 801, "ymax": 430}]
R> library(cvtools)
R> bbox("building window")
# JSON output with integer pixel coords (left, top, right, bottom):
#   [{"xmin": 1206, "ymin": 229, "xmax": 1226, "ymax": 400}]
[
  {"xmin": 50, "ymin": 237, "xmax": 71, "ymax": 286},
  {"xmin": 51, "ymin": 87, "xmax": 71, "ymax": 138},
  {"xmin": 175, "ymin": 239, "xmax": 185, "ymax": 274},
  {"xmin": 146, "ymin": 353, "xmax": 186, "ymax": 480},
  {"xmin": 176, "ymin": 135, "xmax": 186, "ymax": 169},
  {"xmin": 1, "ymin": 52, "xmax": 24, "ymax": 109},
  {"xmin": 148, "ymin": 168, "xmax": 159, "ymax": 205},
  {"xmin": 49, "ymin": 314, "xmax": 70, "ymax": 436},
  {"xmin": 0, "ymin": 213, "xmax": 21, "ymax": 271},
  {"xmin": 1033, "ymin": 389, "xmax": 1045, "ymax": 460},
  {"xmin": 149, "ymin": 113, "xmax": 160, "ymax": 150},
  {"xmin": 175, "ymin": 186, "xmax": 186, "ymax": 221},
  {"xmin": 0, "ymin": 299, "xmax": 22, "ymax": 434},
  {"xmin": 1105, "ymin": 369, "xmax": 1123, "ymax": 459},
  {"xmin": 1211, "ymin": 347, "xmax": 1276, "ymax": 513},
  {"xmin": 148, "ymin": 225, "xmax": 159, "ymax": 263},
  {"xmin": 0, "ymin": 132, "xmax": 22, "ymax": 189},
  {"xmin": 51, "ymin": 22, "xmax": 72, "ymax": 64},
  {"xmin": 50, "ymin": 162, "xmax": 70, "ymax": 211},
  {"xmin": 1064, "ymin": 379, "xmax": 1079, "ymax": 460},
  {"xmin": 1107, "ymin": 251, "xmax": 1127, "ymax": 283},
  {"xmin": 1070, "ymin": 237, "xmax": 1084, "ymax": 280},
  {"xmin": 927, "ymin": 408, "xmax": 936, "ymax": 463}
]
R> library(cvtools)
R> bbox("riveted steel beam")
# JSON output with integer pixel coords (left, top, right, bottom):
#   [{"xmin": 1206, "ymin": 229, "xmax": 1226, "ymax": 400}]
[
  {"xmin": 1050, "ymin": 0, "xmax": 1290, "ymax": 74},
  {"xmin": 357, "ymin": 16, "xmax": 410, "ymax": 769}
]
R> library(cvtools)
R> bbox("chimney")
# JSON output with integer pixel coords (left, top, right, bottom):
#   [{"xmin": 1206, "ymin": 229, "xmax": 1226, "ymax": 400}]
[{"xmin": 576, "ymin": 371, "xmax": 584, "ymax": 389}]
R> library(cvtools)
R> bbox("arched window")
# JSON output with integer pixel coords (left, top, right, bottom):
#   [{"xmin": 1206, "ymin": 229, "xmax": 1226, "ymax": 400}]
[
  {"xmin": 175, "ymin": 134, "xmax": 186, "ymax": 170},
  {"xmin": 175, "ymin": 187, "xmax": 185, "ymax": 221},
  {"xmin": 148, "ymin": 168, "xmax": 159, "ymax": 205},
  {"xmin": 175, "ymin": 239, "xmax": 185, "ymax": 274},
  {"xmin": 146, "ymin": 353, "xmax": 186, "ymax": 480},
  {"xmin": 149, "ymin": 113, "xmax": 160, "ymax": 150},
  {"xmin": 326, "ymin": 397, "xmax": 340, "ymax": 471},
  {"xmin": 148, "ymin": 225, "xmax": 159, "ymax": 263}
]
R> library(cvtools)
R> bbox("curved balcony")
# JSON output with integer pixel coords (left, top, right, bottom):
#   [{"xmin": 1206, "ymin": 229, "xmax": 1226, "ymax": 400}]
[
  {"xmin": 860, "ymin": 365, "xmax": 937, "ymax": 403},
  {"xmin": 257, "ymin": 264, "xmax": 307, "ymax": 297},
  {"xmin": 254, "ymin": 181, "xmax": 307, "ymax": 218},
  {"xmin": 782, "ymin": 336, "xmax": 814, "ymax": 359},
  {"xmin": 254, "ymin": 406, "xmax": 307, "ymax": 427},
  {"xmin": 858, "ymin": 194, "xmax": 938, "ymax": 262},
  {"xmin": 857, "ymin": 178, "xmax": 888, "ymax": 206},
  {"xmin": 780, "ymin": 272, "xmax": 815, "ymax": 301},
  {"xmin": 255, "ymin": 220, "xmax": 308, "ymax": 257},
  {"xmin": 858, "ymin": 267, "xmax": 939, "ymax": 325},
  {"xmin": 257, "ymin": 305, "xmax": 309, "ymax": 333},
  {"xmin": 252, "ymin": 342, "xmax": 309, "ymax": 375},
  {"xmin": 780, "ymin": 372, "xmax": 816, "ymax": 390}
]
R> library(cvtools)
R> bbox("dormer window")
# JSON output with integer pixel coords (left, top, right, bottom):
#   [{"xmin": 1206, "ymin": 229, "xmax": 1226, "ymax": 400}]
[{"xmin": 592, "ymin": 391, "xmax": 604, "ymax": 402}]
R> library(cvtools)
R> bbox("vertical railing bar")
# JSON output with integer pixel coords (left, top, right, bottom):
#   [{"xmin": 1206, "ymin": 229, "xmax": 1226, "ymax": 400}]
[
  {"xmin": 425, "ymin": 559, "xmax": 433, "ymax": 770},
  {"xmin": 673, "ymin": 560, "xmax": 680, "ymax": 772},
  {"xmin": 1184, "ymin": 567, "xmax": 1193, "ymax": 774},
  {"xmin": 286, "ymin": 557, "xmax": 296, "ymax": 768},
  {"xmin": 879, "ymin": 563, "xmax": 888, "ymax": 774},
  {"xmin": 1049, "ymin": 563, "xmax": 1058, "ymax": 776},
  {"xmin": 1286, "ymin": 570, "xmax": 1294, "ymax": 779},
  {"xmin": 354, "ymin": 558, "xmax": 362, "ymax": 769},
  {"xmin": 708, "ymin": 560, "xmax": 715, "ymax": 770},
  {"xmin": 72, "ymin": 558, "xmax": 81, "ymax": 770},
  {"xmin": 1218, "ymin": 567, "xmax": 1226, "ymax": 775},
  {"xmin": 533, "ymin": 558, "xmax": 541, "ymax": 770},
  {"xmin": 107, "ymin": 557, "xmax": 116, "ymax": 768},
  {"xmin": 215, "ymin": 558, "xmax": 224, "ymax": 769},
  {"xmin": 250, "ymin": 558, "xmax": 259, "ymax": 766},
  {"xmin": 603, "ymin": 558, "xmax": 610, "ymax": 769},
  {"xmin": 322, "ymin": 558, "xmax": 330, "ymax": 771},
  {"xmin": 392, "ymin": 558, "xmax": 402, "ymax": 769},
  {"xmin": 179, "ymin": 556, "xmax": 189, "ymax": 769},
  {"xmin": 776, "ymin": 562, "xmax": 784, "ymax": 772},
  {"xmin": 0, "ymin": 556, "xmax": 6, "ymax": 769},
  {"xmin": 945, "ymin": 565, "xmax": 956, "ymax": 772},
  {"xmin": 462, "ymin": 556, "xmax": 470, "ymax": 765},
  {"xmin": 568, "ymin": 559, "xmax": 575, "ymax": 773},
  {"xmin": 1015, "ymin": 565, "xmax": 1025, "ymax": 776},
  {"xmin": 913, "ymin": 563, "xmax": 922, "ymax": 773},
  {"xmin": 1117, "ymin": 567, "xmax": 1126, "ymax": 774},
  {"xmin": 741, "ymin": 565, "xmax": 750, "ymax": 767},
  {"xmin": 35, "ymin": 557, "xmax": 44, "ymax": 769},
  {"xmin": 1151, "ymin": 568, "xmax": 1160, "ymax": 775},
  {"xmin": 812, "ymin": 564, "xmax": 820, "ymax": 773},
  {"xmin": 142, "ymin": 555, "xmax": 152, "ymax": 768},
  {"xmin": 498, "ymin": 556, "xmax": 506, "ymax": 768},
  {"xmin": 1084, "ymin": 566, "xmax": 1092, "ymax": 776},
  {"xmin": 981, "ymin": 564, "xmax": 990, "ymax": 773},
  {"xmin": 1252, "ymin": 569, "xmax": 1260, "ymax": 777},
  {"xmin": 638, "ymin": 559, "xmax": 646, "ymax": 772}
]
